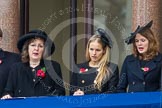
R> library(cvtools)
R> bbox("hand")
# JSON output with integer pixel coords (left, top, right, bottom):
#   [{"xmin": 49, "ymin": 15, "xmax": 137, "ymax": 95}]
[
  {"xmin": 1, "ymin": 94, "xmax": 12, "ymax": 99},
  {"xmin": 73, "ymin": 89, "xmax": 84, "ymax": 96}
]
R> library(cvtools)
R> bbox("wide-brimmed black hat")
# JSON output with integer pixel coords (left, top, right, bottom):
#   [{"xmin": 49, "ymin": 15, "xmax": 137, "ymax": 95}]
[
  {"xmin": 125, "ymin": 20, "xmax": 153, "ymax": 44},
  {"xmin": 96, "ymin": 28, "xmax": 113, "ymax": 48},
  {"xmin": 17, "ymin": 29, "xmax": 55, "ymax": 57}
]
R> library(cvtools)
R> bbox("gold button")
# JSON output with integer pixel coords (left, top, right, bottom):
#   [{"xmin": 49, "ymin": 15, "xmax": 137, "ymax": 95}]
[
  {"xmin": 33, "ymin": 79, "xmax": 35, "ymax": 82},
  {"xmin": 32, "ymin": 69, "xmax": 35, "ymax": 72},
  {"xmin": 94, "ymin": 80, "xmax": 97, "ymax": 84},
  {"xmin": 143, "ymin": 82, "xmax": 145, "ymax": 85},
  {"xmin": 81, "ymin": 80, "xmax": 85, "ymax": 83},
  {"xmin": 18, "ymin": 90, "xmax": 21, "ymax": 93}
]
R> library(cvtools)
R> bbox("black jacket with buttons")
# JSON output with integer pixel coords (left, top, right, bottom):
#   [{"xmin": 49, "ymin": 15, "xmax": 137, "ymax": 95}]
[
  {"xmin": 3, "ymin": 60, "xmax": 65, "ymax": 97},
  {"xmin": 117, "ymin": 53, "xmax": 162, "ymax": 93},
  {"xmin": 70, "ymin": 62, "xmax": 119, "ymax": 95},
  {"xmin": 0, "ymin": 49, "xmax": 21, "ymax": 97}
]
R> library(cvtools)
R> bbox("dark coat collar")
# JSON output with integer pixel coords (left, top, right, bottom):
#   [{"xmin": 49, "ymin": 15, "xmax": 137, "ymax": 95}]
[
  {"xmin": 127, "ymin": 53, "xmax": 162, "ymax": 80},
  {"xmin": 0, "ymin": 49, "xmax": 5, "ymax": 59}
]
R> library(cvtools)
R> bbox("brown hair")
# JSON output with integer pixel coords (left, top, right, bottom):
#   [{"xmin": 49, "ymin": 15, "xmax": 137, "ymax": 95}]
[
  {"xmin": 0, "ymin": 28, "xmax": 2, "ymax": 37},
  {"xmin": 132, "ymin": 29, "xmax": 159, "ymax": 60},
  {"xmin": 86, "ymin": 35, "xmax": 112, "ymax": 90},
  {"xmin": 21, "ymin": 38, "xmax": 45, "ymax": 63}
]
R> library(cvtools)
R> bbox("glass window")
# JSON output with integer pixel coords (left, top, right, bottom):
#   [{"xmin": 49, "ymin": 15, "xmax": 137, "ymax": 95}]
[{"xmin": 94, "ymin": 0, "xmax": 132, "ymax": 69}]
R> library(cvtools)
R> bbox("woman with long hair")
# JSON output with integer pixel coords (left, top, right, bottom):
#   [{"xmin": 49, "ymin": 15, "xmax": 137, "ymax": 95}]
[
  {"xmin": 117, "ymin": 20, "xmax": 162, "ymax": 93},
  {"xmin": 70, "ymin": 28, "xmax": 119, "ymax": 95}
]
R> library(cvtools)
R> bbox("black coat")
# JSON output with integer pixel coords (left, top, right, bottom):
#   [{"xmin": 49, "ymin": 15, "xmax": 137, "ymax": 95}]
[
  {"xmin": 4, "ymin": 60, "xmax": 65, "ymax": 97},
  {"xmin": 0, "ymin": 49, "xmax": 21, "ymax": 97},
  {"xmin": 70, "ymin": 62, "xmax": 119, "ymax": 95},
  {"xmin": 117, "ymin": 54, "xmax": 162, "ymax": 93}
]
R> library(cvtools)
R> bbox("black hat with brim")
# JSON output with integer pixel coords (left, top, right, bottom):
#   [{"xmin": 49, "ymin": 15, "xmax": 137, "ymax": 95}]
[
  {"xmin": 125, "ymin": 20, "xmax": 153, "ymax": 44},
  {"xmin": 17, "ymin": 29, "xmax": 55, "ymax": 57}
]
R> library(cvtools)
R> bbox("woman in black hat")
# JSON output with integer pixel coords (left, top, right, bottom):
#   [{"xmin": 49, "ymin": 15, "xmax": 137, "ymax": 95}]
[
  {"xmin": 70, "ymin": 28, "xmax": 119, "ymax": 95},
  {"xmin": 117, "ymin": 20, "xmax": 162, "ymax": 93},
  {"xmin": 1, "ymin": 29, "xmax": 65, "ymax": 99}
]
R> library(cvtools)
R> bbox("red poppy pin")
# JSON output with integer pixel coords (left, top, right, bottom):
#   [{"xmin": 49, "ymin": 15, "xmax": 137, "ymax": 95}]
[
  {"xmin": 36, "ymin": 67, "xmax": 46, "ymax": 78},
  {"xmin": 141, "ymin": 67, "xmax": 150, "ymax": 72},
  {"xmin": 80, "ymin": 68, "xmax": 88, "ymax": 73}
]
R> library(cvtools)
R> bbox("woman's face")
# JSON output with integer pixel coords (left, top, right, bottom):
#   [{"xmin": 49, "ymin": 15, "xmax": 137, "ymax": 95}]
[
  {"xmin": 28, "ymin": 38, "xmax": 44, "ymax": 62},
  {"xmin": 135, "ymin": 33, "xmax": 149, "ymax": 54},
  {"xmin": 89, "ymin": 40, "xmax": 104, "ymax": 63}
]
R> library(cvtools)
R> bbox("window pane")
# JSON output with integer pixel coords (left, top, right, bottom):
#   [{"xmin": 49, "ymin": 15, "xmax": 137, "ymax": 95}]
[{"xmin": 94, "ymin": 0, "xmax": 132, "ymax": 69}]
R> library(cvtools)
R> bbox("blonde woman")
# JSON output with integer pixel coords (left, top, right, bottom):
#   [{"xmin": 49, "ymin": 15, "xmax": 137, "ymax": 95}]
[{"xmin": 70, "ymin": 28, "xmax": 119, "ymax": 95}]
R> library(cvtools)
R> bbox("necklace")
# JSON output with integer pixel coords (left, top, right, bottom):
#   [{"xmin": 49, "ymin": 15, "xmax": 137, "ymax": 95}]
[{"xmin": 30, "ymin": 61, "xmax": 40, "ymax": 68}]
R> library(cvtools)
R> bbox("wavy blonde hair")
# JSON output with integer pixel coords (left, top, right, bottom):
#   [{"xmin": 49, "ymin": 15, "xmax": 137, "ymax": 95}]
[
  {"xmin": 86, "ymin": 35, "xmax": 112, "ymax": 90},
  {"xmin": 133, "ymin": 29, "xmax": 159, "ymax": 60}
]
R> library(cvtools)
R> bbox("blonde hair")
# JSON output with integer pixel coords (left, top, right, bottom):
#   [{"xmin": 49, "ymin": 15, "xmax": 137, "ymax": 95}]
[{"xmin": 86, "ymin": 35, "xmax": 112, "ymax": 90}]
